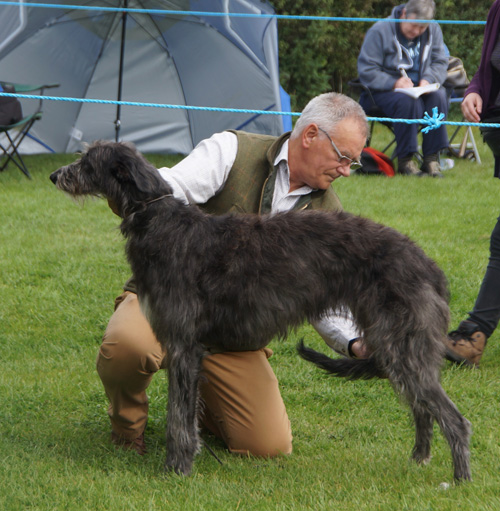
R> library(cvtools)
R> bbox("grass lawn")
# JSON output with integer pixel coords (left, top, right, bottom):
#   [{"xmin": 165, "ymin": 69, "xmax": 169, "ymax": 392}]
[{"xmin": 1, "ymin": 125, "xmax": 499, "ymax": 510}]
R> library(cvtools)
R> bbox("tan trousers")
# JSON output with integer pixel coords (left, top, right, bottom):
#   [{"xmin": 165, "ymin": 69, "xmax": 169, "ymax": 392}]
[{"xmin": 96, "ymin": 292, "xmax": 292, "ymax": 457}]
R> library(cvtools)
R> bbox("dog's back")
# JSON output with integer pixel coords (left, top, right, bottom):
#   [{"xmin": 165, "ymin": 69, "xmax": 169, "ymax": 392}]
[{"xmin": 126, "ymin": 200, "xmax": 449, "ymax": 360}]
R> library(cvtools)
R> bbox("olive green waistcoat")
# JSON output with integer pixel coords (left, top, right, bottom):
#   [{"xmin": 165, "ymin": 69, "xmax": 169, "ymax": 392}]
[
  {"xmin": 123, "ymin": 130, "xmax": 342, "ymax": 293},
  {"xmin": 201, "ymin": 130, "xmax": 343, "ymax": 215}
]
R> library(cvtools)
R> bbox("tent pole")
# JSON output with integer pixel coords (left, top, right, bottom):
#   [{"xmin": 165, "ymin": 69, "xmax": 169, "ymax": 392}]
[{"xmin": 115, "ymin": 0, "xmax": 128, "ymax": 142}]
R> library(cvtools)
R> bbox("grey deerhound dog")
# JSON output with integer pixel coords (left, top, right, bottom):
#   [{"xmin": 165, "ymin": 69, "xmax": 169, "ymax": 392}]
[{"xmin": 50, "ymin": 140, "xmax": 471, "ymax": 481}]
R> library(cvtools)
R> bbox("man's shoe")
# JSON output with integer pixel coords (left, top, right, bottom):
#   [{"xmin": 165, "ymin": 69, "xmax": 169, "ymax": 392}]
[
  {"xmin": 398, "ymin": 157, "xmax": 421, "ymax": 176},
  {"xmin": 111, "ymin": 431, "xmax": 147, "ymax": 455},
  {"xmin": 421, "ymin": 154, "xmax": 443, "ymax": 178},
  {"xmin": 445, "ymin": 320, "xmax": 487, "ymax": 367}
]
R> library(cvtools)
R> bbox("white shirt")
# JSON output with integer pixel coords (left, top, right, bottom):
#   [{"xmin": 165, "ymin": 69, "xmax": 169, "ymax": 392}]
[
  {"xmin": 158, "ymin": 131, "xmax": 359, "ymax": 356},
  {"xmin": 158, "ymin": 131, "xmax": 315, "ymax": 211}
]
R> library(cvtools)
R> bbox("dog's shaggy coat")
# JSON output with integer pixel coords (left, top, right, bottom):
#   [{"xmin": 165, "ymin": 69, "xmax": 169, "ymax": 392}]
[{"xmin": 50, "ymin": 141, "xmax": 471, "ymax": 481}]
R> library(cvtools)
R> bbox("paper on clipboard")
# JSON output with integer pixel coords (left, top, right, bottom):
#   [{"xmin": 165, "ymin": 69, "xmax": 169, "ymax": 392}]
[{"xmin": 394, "ymin": 82, "xmax": 440, "ymax": 98}]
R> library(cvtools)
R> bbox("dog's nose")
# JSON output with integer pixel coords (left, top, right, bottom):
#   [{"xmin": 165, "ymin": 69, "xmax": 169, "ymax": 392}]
[{"xmin": 50, "ymin": 169, "xmax": 61, "ymax": 184}]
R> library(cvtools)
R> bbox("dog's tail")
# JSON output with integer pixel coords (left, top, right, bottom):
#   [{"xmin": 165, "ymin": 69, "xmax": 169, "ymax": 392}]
[{"xmin": 297, "ymin": 340, "xmax": 385, "ymax": 380}]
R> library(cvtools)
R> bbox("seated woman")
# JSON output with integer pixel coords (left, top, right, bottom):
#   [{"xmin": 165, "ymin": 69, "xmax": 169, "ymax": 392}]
[{"xmin": 357, "ymin": 0, "xmax": 449, "ymax": 177}]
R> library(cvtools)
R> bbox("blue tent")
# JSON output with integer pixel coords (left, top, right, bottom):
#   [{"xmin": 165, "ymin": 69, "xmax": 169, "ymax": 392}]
[{"xmin": 0, "ymin": 0, "xmax": 291, "ymax": 154}]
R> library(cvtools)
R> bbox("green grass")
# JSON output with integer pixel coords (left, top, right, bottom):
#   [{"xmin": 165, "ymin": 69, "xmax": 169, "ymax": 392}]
[{"xmin": 1, "ymin": 128, "xmax": 500, "ymax": 510}]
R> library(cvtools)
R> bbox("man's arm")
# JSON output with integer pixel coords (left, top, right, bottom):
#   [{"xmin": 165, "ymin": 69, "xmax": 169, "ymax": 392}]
[
  {"xmin": 157, "ymin": 131, "xmax": 238, "ymax": 205},
  {"xmin": 310, "ymin": 310, "xmax": 362, "ymax": 358}
]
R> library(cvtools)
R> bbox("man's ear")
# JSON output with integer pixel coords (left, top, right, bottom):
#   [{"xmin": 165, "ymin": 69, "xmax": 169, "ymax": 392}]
[{"xmin": 302, "ymin": 123, "xmax": 320, "ymax": 149}]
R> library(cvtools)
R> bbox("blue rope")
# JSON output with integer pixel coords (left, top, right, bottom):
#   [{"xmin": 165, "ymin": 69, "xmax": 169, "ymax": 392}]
[
  {"xmin": 1, "ymin": 3, "xmax": 495, "ymax": 139},
  {"xmin": 0, "ymin": 1, "xmax": 488, "ymax": 25},
  {"xmin": 369, "ymin": 106, "xmax": 500, "ymax": 130},
  {"xmin": 2, "ymin": 91, "xmax": 500, "ymax": 130},
  {"xmin": 0, "ymin": 91, "xmax": 300, "ymax": 117},
  {"xmin": 421, "ymin": 107, "xmax": 445, "ymax": 133}
]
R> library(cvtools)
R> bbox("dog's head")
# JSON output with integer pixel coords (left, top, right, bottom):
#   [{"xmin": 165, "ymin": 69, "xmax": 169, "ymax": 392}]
[{"xmin": 50, "ymin": 140, "xmax": 171, "ymax": 217}]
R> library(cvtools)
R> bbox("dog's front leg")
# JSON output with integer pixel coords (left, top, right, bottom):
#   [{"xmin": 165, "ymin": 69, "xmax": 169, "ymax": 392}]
[{"xmin": 164, "ymin": 341, "xmax": 205, "ymax": 476}]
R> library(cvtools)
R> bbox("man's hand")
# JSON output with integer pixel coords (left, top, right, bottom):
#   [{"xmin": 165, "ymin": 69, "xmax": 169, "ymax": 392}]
[
  {"xmin": 349, "ymin": 338, "xmax": 370, "ymax": 359},
  {"xmin": 418, "ymin": 79, "xmax": 430, "ymax": 87},
  {"xmin": 461, "ymin": 92, "xmax": 482, "ymax": 123}
]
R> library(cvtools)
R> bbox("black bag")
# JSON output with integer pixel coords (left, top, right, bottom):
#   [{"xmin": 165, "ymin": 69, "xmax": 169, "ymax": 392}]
[
  {"xmin": 356, "ymin": 147, "xmax": 395, "ymax": 177},
  {"xmin": 0, "ymin": 83, "xmax": 23, "ymax": 126},
  {"xmin": 443, "ymin": 56, "xmax": 470, "ymax": 90}
]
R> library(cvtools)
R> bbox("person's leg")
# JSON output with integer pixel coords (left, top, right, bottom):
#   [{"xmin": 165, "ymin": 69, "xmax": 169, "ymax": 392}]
[
  {"xmin": 200, "ymin": 348, "xmax": 293, "ymax": 457},
  {"xmin": 371, "ymin": 90, "xmax": 423, "ymax": 175},
  {"xmin": 467, "ymin": 215, "xmax": 500, "ymax": 335},
  {"xmin": 96, "ymin": 292, "xmax": 165, "ymax": 444},
  {"xmin": 446, "ymin": 214, "xmax": 500, "ymax": 366},
  {"xmin": 97, "ymin": 292, "xmax": 292, "ymax": 456},
  {"xmin": 371, "ymin": 90, "xmax": 420, "ymax": 158},
  {"xmin": 421, "ymin": 88, "xmax": 449, "ymax": 157}
]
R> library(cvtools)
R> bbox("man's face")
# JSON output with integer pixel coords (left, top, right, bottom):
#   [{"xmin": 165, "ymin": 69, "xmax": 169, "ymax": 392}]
[
  {"xmin": 300, "ymin": 118, "xmax": 366, "ymax": 190},
  {"xmin": 400, "ymin": 12, "xmax": 429, "ymax": 40}
]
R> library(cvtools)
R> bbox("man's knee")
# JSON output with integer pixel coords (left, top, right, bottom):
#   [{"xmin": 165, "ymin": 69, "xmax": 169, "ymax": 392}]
[
  {"xmin": 97, "ymin": 293, "xmax": 165, "ymax": 383},
  {"xmin": 98, "ymin": 335, "xmax": 165, "ymax": 384},
  {"xmin": 200, "ymin": 349, "xmax": 293, "ymax": 458},
  {"xmin": 227, "ymin": 424, "xmax": 293, "ymax": 458}
]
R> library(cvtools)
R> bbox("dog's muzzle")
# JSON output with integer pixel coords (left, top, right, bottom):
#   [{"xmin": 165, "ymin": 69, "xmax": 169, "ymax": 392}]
[{"xmin": 50, "ymin": 169, "xmax": 62, "ymax": 184}]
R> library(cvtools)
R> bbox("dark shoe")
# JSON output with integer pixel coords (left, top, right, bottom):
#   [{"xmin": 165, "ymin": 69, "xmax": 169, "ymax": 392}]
[
  {"xmin": 398, "ymin": 157, "xmax": 421, "ymax": 176},
  {"xmin": 421, "ymin": 154, "xmax": 443, "ymax": 178},
  {"xmin": 445, "ymin": 320, "xmax": 487, "ymax": 367},
  {"xmin": 111, "ymin": 431, "xmax": 147, "ymax": 455}
]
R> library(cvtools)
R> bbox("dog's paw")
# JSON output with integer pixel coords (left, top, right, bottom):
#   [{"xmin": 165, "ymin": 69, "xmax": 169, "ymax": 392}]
[
  {"xmin": 165, "ymin": 457, "xmax": 193, "ymax": 476},
  {"xmin": 412, "ymin": 452, "xmax": 432, "ymax": 465}
]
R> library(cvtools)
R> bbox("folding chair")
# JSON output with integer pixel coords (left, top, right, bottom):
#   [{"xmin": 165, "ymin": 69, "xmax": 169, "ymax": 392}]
[
  {"xmin": 347, "ymin": 78, "xmax": 427, "ymax": 164},
  {"xmin": 348, "ymin": 78, "xmax": 477, "ymax": 165},
  {"xmin": 445, "ymin": 86, "xmax": 481, "ymax": 164},
  {"xmin": 0, "ymin": 81, "xmax": 59, "ymax": 179}
]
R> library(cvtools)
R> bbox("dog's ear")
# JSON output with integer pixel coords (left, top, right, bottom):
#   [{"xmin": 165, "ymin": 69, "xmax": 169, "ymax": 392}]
[
  {"xmin": 110, "ymin": 144, "xmax": 158, "ymax": 195},
  {"xmin": 111, "ymin": 160, "xmax": 135, "ymax": 184}
]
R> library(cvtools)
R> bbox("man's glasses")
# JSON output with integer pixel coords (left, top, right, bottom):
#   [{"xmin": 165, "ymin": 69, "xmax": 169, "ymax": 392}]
[{"xmin": 318, "ymin": 127, "xmax": 362, "ymax": 171}]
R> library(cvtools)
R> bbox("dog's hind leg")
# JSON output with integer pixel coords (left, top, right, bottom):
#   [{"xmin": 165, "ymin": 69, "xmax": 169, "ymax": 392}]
[
  {"xmin": 426, "ymin": 387, "xmax": 472, "ymax": 482},
  {"xmin": 396, "ymin": 376, "xmax": 471, "ymax": 482},
  {"xmin": 164, "ymin": 342, "xmax": 205, "ymax": 476}
]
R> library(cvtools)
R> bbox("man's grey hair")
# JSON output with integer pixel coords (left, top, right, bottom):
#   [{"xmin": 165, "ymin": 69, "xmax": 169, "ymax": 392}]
[
  {"xmin": 291, "ymin": 92, "xmax": 368, "ymax": 140},
  {"xmin": 405, "ymin": 0, "xmax": 436, "ymax": 20}
]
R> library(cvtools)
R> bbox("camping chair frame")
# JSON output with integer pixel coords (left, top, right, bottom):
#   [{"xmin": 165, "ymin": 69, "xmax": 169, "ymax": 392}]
[
  {"xmin": 446, "ymin": 92, "xmax": 481, "ymax": 164},
  {"xmin": 0, "ymin": 82, "xmax": 59, "ymax": 178}
]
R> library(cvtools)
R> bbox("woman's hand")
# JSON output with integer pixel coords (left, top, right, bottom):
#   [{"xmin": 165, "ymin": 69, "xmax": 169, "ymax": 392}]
[
  {"xmin": 394, "ymin": 76, "xmax": 414, "ymax": 89},
  {"xmin": 461, "ymin": 92, "xmax": 483, "ymax": 123}
]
